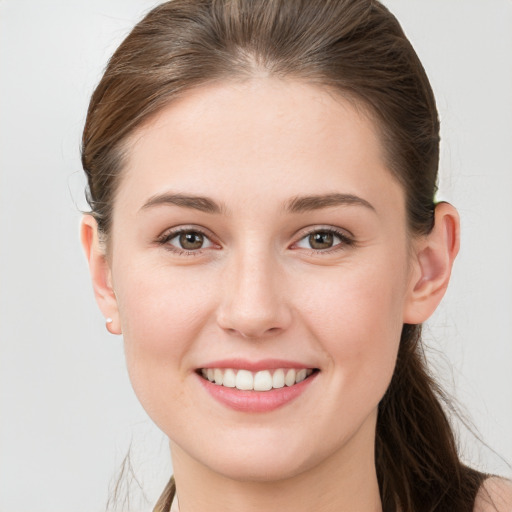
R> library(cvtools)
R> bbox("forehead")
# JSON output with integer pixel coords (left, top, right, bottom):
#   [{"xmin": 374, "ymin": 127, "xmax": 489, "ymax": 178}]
[{"xmin": 118, "ymin": 77, "xmax": 404, "ymax": 217}]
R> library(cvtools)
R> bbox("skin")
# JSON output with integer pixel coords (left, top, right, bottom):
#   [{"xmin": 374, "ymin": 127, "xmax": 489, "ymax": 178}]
[
  {"xmin": 475, "ymin": 477, "xmax": 512, "ymax": 512},
  {"xmin": 82, "ymin": 78, "xmax": 460, "ymax": 512}
]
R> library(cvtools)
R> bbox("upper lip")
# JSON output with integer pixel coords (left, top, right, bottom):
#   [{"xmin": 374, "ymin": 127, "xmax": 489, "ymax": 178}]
[{"xmin": 197, "ymin": 358, "xmax": 317, "ymax": 372}]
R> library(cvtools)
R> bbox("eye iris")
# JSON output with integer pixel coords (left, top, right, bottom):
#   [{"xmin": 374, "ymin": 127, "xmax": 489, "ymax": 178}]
[
  {"xmin": 309, "ymin": 232, "xmax": 334, "ymax": 249},
  {"xmin": 179, "ymin": 232, "xmax": 204, "ymax": 250}
]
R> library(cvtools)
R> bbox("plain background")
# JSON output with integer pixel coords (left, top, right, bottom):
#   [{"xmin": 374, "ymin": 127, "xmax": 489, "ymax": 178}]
[{"xmin": 1, "ymin": 1, "xmax": 511, "ymax": 511}]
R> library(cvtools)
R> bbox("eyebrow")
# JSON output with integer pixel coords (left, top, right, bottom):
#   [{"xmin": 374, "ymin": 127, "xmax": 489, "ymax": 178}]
[
  {"xmin": 284, "ymin": 193, "xmax": 376, "ymax": 214},
  {"xmin": 140, "ymin": 191, "xmax": 375, "ymax": 215},
  {"xmin": 140, "ymin": 193, "xmax": 226, "ymax": 214}
]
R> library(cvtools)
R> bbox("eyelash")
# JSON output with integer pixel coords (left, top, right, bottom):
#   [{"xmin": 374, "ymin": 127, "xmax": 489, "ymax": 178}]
[
  {"xmin": 156, "ymin": 227, "xmax": 215, "ymax": 257},
  {"xmin": 295, "ymin": 227, "xmax": 355, "ymax": 255},
  {"xmin": 156, "ymin": 226, "xmax": 355, "ymax": 256}
]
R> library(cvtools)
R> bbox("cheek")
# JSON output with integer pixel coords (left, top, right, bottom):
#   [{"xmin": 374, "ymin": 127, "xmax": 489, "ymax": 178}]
[
  {"xmin": 297, "ymin": 258, "xmax": 407, "ymax": 403},
  {"xmin": 117, "ymin": 259, "xmax": 216, "ymax": 352},
  {"xmin": 112, "ymin": 261, "xmax": 218, "ymax": 420}
]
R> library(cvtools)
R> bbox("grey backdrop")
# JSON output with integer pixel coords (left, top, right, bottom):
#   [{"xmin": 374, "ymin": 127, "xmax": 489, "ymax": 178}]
[{"xmin": 1, "ymin": 1, "xmax": 511, "ymax": 511}]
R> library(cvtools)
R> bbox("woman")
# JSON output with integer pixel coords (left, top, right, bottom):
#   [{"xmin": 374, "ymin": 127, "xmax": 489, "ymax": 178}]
[{"xmin": 80, "ymin": 0, "xmax": 512, "ymax": 510}]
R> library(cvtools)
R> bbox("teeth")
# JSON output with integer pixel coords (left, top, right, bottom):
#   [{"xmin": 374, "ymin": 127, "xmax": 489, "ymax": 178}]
[
  {"xmin": 222, "ymin": 368, "xmax": 236, "ymax": 388},
  {"xmin": 254, "ymin": 370, "xmax": 272, "ymax": 391},
  {"xmin": 214, "ymin": 368, "xmax": 224, "ymax": 385},
  {"xmin": 272, "ymin": 369, "xmax": 285, "ymax": 389},
  {"xmin": 235, "ymin": 369, "xmax": 253, "ymax": 390},
  {"xmin": 285, "ymin": 369, "xmax": 296, "ymax": 387},
  {"xmin": 296, "ymin": 369, "xmax": 307, "ymax": 383},
  {"xmin": 200, "ymin": 368, "xmax": 314, "ymax": 391}
]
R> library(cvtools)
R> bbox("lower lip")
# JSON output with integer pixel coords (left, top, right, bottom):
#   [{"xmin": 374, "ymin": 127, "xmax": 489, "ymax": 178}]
[{"xmin": 197, "ymin": 372, "xmax": 318, "ymax": 413}]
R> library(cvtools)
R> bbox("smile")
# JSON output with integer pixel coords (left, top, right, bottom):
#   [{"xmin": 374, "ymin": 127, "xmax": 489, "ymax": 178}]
[{"xmin": 199, "ymin": 368, "xmax": 316, "ymax": 391}]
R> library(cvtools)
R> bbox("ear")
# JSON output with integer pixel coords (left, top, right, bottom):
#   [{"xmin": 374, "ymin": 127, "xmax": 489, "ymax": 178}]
[
  {"xmin": 403, "ymin": 202, "xmax": 460, "ymax": 324},
  {"xmin": 80, "ymin": 215, "xmax": 122, "ymax": 335}
]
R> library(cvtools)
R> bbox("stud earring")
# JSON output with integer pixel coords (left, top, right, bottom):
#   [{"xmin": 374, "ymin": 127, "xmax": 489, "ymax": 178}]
[{"xmin": 105, "ymin": 317, "xmax": 116, "ymax": 334}]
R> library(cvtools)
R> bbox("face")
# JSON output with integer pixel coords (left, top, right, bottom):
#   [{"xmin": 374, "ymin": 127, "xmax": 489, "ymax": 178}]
[{"xmin": 104, "ymin": 78, "xmax": 418, "ymax": 481}]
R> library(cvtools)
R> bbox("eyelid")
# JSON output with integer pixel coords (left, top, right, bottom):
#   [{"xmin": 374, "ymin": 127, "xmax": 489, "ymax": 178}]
[
  {"xmin": 291, "ymin": 226, "xmax": 355, "ymax": 253},
  {"xmin": 155, "ymin": 224, "xmax": 355, "ymax": 256},
  {"xmin": 156, "ymin": 225, "xmax": 220, "ymax": 255}
]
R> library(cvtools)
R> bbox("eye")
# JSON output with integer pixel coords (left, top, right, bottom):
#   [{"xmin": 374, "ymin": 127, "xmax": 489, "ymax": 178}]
[
  {"xmin": 159, "ymin": 229, "xmax": 214, "ymax": 253},
  {"xmin": 294, "ymin": 228, "xmax": 352, "ymax": 252}
]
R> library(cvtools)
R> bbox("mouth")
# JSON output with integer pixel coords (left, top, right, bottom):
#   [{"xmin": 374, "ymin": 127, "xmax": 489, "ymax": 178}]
[{"xmin": 197, "ymin": 367, "xmax": 319, "ymax": 391}]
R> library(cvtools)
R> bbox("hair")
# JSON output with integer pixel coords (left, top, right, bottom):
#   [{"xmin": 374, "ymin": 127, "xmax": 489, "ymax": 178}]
[{"xmin": 82, "ymin": 1, "xmax": 487, "ymax": 510}]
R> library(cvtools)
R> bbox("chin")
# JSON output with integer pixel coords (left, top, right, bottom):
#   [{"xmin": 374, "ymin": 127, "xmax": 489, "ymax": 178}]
[
  {"xmin": 175, "ymin": 424, "xmax": 333, "ymax": 484},
  {"xmin": 205, "ymin": 453, "xmax": 314, "ymax": 483}
]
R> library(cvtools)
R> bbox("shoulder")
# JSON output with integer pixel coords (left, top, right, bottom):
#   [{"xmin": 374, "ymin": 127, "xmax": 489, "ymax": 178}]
[{"xmin": 473, "ymin": 476, "xmax": 512, "ymax": 512}]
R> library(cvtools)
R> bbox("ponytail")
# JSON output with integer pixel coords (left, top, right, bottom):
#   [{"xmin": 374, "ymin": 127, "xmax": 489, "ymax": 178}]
[{"xmin": 376, "ymin": 324, "xmax": 485, "ymax": 511}]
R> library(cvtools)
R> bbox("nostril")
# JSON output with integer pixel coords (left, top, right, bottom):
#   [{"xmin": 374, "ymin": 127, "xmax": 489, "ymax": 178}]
[{"xmin": 230, "ymin": 326, "xmax": 283, "ymax": 339}]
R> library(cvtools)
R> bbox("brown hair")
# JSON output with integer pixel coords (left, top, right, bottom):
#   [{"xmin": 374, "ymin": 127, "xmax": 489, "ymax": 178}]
[{"xmin": 82, "ymin": 1, "xmax": 485, "ymax": 510}]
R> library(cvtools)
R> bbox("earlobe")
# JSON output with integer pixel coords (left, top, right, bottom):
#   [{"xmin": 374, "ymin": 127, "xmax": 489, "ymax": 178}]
[
  {"xmin": 80, "ymin": 215, "xmax": 122, "ymax": 335},
  {"xmin": 403, "ymin": 202, "xmax": 460, "ymax": 324}
]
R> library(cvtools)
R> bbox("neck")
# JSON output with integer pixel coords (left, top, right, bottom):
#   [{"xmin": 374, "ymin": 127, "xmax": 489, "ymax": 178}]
[{"xmin": 170, "ymin": 412, "xmax": 382, "ymax": 512}]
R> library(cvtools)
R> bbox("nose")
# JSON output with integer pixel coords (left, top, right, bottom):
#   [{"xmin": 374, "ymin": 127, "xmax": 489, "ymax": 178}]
[{"xmin": 216, "ymin": 248, "xmax": 292, "ymax": 339}]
